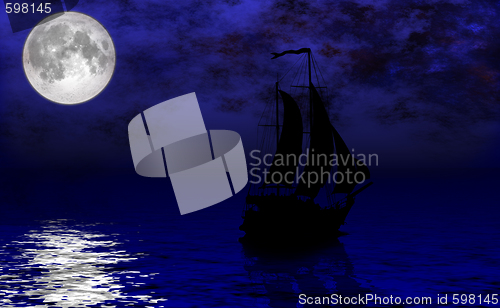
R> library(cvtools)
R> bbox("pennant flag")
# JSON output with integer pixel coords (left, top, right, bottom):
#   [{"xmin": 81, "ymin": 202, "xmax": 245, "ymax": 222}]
[{"xmin": 271, "ymin": 48, "xmax": 310, "ymax": 59}]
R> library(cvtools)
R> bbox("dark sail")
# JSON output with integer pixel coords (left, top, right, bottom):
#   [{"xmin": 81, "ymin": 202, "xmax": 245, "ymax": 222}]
[
  {"xmin": 266, "ymin": 90, "xmax": 304, "ymax": 185},
  {"xmin": 331, "ymin": 125, "xmax": 356, "ymax": 194},
  {"xmin": 331, "ymin": 126, "xmax": 371, "ymax": 194},
  {"xmin": 295, "ymin": 84, "xmax": 334, "ymax": 198}
]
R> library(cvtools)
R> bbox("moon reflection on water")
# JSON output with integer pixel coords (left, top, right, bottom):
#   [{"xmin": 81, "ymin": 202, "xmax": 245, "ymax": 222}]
[{"xmin": 0, "ymin": 220, "xmax": 167, "ymax": 307}]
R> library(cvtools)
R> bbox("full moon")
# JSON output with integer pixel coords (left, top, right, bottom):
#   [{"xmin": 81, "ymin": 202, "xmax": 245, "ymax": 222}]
[{"xmin": 23, "ymin": 12, "xmax": 115, "ymax": 105}]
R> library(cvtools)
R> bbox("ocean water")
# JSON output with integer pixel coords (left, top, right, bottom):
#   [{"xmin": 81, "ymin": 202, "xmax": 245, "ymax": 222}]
[{"xmin": 0, "ymin": 169, "xmax": 499, "ymax": 307}]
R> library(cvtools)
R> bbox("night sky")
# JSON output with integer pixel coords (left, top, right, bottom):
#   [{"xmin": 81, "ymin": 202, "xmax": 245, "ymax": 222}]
[{"xmin": 1, "ymin": 0, "xmax": 499, "ymax": 172}]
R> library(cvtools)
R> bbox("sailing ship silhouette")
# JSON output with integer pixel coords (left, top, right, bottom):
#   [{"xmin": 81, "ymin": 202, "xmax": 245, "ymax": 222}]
[{"xmin": 240, "ymin": 48, "xmax": 373, "ymax": 245}]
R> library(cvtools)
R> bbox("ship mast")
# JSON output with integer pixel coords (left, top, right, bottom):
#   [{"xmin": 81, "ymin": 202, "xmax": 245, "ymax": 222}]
[
  {"xmin": 275, "ymin": 75, "xmax": 280, "ymax": 195},
  {"xmin": 308, "ymin": 49, "xmax": 313, "ymax": 130}
]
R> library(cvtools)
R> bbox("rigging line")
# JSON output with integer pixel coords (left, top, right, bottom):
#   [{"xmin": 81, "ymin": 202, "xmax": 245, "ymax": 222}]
[
  {"xmin": 302, "ymin": 54, "xmax": 308, "ymax": 87},
  {"xmin": 296, "ymin": 58, "xmax": 302, "ymax": 90},
  {"xmin": 264, "ymin": 105, "xmax": 270, "ymax": 126},
  {"xmin": 257, "ymin": 86, "xmax": 273, "ymax": 126},
  {"xmin": 314, "ymin": 55, "xmax": 325, "ymax": 99},
  {"xmin": 261, "ymin": 130, "xmax": 268, "ymax": 169},
  {"xmin": 290, "ymin": 56, "xmax": 301, "ymax": 97},
  {"xmin": 265, "ymin": 123, "xmax": 272, "ymax": 151},
  {"xmin": 268, "ymin": 83, "xmax": 277, "ymax": 121},
  {"xmin": 311, "ymin": 55, "xmax": 326, "ymax": 110},
  {"xmin": 258, "ymin": 133, "xmax": 264, "ymax": 159},
  {"xmin": 313, "ymin": 53, "xmax": 329, "ymax": 99},
  {"xmin": 311, "ymin": 52, "xmax": 318, "ymax": 83},
  {"xmin": 257, "ymin": 104, "xmax": 267, "ymax": 126},
  {"xmin": 312, "ymin": 54, "xmax": 321, "ymax": 88},
  {"xmin": 311, "ymin": 54, "xmax": 325, "ymax": 100},
  {"xmin": 290, "ymin": 54, "xmax": 305, "ymax": 96},
  {"xmin": 258, "ymin": 126, "xmax": 266, "ymax": 152},
  {"xmin": 279, "ymin": 53, "xmax": 301, "ymax": 83},
  {"xmin": 259, "ymin": 95, "xmax": 274, "ymax": 152},
  {"xmin": 279, "ymin": 53, "xmax": 305, "ymax": 83},
  {"xmin": 290, "ymin": 61, "xmax": 298, "ymax": 96},
  {"xmin": 264, "ymin": 119, "xmax": 271, "ymax": 147},
  {"xmin": 295, "ymin": 54, "xmax": 303, "ymax": 87},
  {"xmin": 313, "ymin": 53, "xmax": 327, "ymax": 86},
  {"xmin": 266, "ymin": 128, "xmax": 273, "ymax": 169},
  {"xmin": 295, "ymin": 54, "xmax": 307, "ymax": 88}
]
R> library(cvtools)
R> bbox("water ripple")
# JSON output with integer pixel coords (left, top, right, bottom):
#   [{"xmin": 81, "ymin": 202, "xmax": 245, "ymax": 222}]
[{"xmin": 0, "ymin": 219, "xmax": 167, "ymax": 308}]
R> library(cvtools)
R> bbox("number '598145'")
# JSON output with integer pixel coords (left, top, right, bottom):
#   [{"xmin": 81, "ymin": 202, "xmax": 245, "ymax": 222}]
[
  {"xmin": 452, "ymin": 294, "xmax": 498, "ymax": 305},
  {"xmin": 5, "ymin": 3, "xmax": 51, "ymax": 14}
]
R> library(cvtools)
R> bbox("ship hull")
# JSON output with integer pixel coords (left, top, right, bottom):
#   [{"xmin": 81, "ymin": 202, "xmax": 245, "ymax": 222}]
[{"xmin": 239, "ymin": 196, "xmax": 353, "ymax": 247}]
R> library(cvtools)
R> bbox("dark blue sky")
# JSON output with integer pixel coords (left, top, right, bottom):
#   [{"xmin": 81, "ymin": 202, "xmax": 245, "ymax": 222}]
[{"xmin": 1, "ymin": 0, "xmax": 499, "ymax": 171}]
